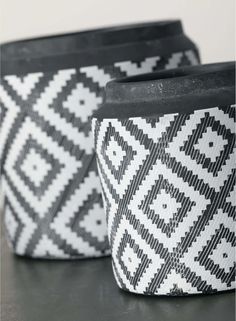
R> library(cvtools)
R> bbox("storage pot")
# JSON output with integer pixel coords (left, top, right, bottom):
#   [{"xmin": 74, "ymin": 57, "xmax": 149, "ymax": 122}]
[
  {"xmin": 93, "ymin": 62, "xmax": 235, "ymax": 294},
  {"xmin": 0, "ymin": 21, "xmax": 199, "ymax": 258}
]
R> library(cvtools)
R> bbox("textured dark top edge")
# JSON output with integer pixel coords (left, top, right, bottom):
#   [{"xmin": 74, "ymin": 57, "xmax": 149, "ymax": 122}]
[
  {"xmin": 1, "ymin": 34, "xmax": 197, "ymax": 75},
  {"xmin": 1, "ymin": 20, "xmax": 182, "ymax": 60},
  {"xmin": 94, "ymin": 62, "xmax": 235, "ymax": 119}
]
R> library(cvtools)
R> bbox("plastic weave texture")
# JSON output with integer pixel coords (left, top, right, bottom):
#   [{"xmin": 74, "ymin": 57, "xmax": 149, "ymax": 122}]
[
  {"xmin": 93, "ymin": 104, "xmax": 236, "ymax": 294},
  {"xmin": 0, "ymin": 50, "xmax": 199, "ymax": 258}
]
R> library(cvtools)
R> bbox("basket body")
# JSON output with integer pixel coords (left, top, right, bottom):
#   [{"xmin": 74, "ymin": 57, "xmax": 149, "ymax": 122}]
[
  {"xmin": 0, "ymin": 21, "xmax": 199, "ymax": 258},
  {"xmin": 93, "ymin": 63, "xmax": 235, "ymax": 294}
]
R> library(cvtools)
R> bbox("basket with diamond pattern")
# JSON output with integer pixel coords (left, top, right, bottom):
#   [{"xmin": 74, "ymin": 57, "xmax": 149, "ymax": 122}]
[
  {"xmin": 93, "ymin": 62, "xmax": 235, "ymax": 294},
  {"xmin": 0, "ymin": 21, "xmax": 199, "ymax": 258}
]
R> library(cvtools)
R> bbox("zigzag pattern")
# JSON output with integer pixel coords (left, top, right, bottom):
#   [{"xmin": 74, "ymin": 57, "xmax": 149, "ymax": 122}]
[
  {"xmin": 0, "ymin": 50, "xmax": 199, "ymax": 258},
  {"xmin": 93, "ymin": 105, "xmax": 236, "ymax": 294}
]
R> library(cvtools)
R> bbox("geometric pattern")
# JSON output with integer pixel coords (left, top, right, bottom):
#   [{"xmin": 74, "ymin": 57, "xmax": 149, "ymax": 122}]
[
  {"xmin": 0, "ymin": 49, "xmax": 199, "ymax": 259},
  {"xmin": 93, "ymin": 104, "xmax": 236, "ymax": 294}
]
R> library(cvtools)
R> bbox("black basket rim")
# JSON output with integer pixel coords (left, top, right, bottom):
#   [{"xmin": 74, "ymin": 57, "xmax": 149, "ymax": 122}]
[{"xmin": 94, "ymin": 62, "xmax": 235, "ymax": 119}]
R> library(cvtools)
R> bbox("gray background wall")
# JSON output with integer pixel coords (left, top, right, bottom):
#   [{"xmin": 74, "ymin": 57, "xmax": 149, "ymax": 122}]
[{"xmin": 0, "ymin": 0, "xmax": 235, "ymax": 63}]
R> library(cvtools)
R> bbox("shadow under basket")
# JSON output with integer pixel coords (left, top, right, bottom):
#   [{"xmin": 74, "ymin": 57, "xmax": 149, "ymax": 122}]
[{"xmin": 92, "ymin": 62, "xmax": 236, "ymax": 294}]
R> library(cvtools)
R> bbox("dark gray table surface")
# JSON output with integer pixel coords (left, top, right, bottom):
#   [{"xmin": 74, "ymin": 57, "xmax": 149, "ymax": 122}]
[{"xmin": 1, "ymin": 224, "xmax": 235, "ymax": 321}]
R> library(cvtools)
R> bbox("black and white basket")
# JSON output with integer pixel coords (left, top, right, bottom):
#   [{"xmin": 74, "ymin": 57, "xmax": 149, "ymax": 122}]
[
  {"xmin": 93, "ymin": 62, "xmax": 235, "ymax": 294},
  {"xmin": 0, "ymin": 21, "xmax": 199, "ymax": 259}
]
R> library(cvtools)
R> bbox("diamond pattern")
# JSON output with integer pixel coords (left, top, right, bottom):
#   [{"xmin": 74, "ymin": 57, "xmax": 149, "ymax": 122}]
[
  {"xmin": 112, "ymin": 216, "xmax": 164, "ymax": 293},
  {"xmin": 79, "ymin": 203, "xmax": 107, "ymax": 242},
  {"xmin": 63, "ymin": 82, "xmax": 102, "ymax": 122},
  {"xmin": 20, "ymin": 148, "xmax": 52, "ymax": 187},
  {"xmin": 149, "ymin": 188, "xmax": 181, "ymax": 224},
  {"xmin": 128, "ymin": 159, "xmax": 210, "ymax": 251},
  {"xmin": 105, "ymin": 136, "xmax": 126, "ymax": 170},
  {"xmin": 94, "ymin": 105, "xmax": 235, "ymax": 294},
  {"xmin": 179, "ymin": 209, "xmax": 235, "ymax": 291},
  {"xmin": 5, "ymin": 117, "xmax": 81, "ymax": 218},
  {"xmin": 96, "ymin": 119, "xmax": 148, "ymax": 198},
  {"xmin": 14, "ymin": 137, "xmax": 63, "ymax": 199},
  {"xmin": 1, "ymin": 49, "xmax": 200, "ymax": 258},
  {"xmin": 121, "ymin": 243, "xmax": 142, "ymax": 277},
  {"xmin": 209, "ymin": 238, "xmax": 235, "ymax": 274},
  {"xmin": 166, "ymin": 108, "xmax": 235, "ymax": 191},
  {"xmin": 194, "ymin": 127, "xmax": 228, "ymax": 162}
]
